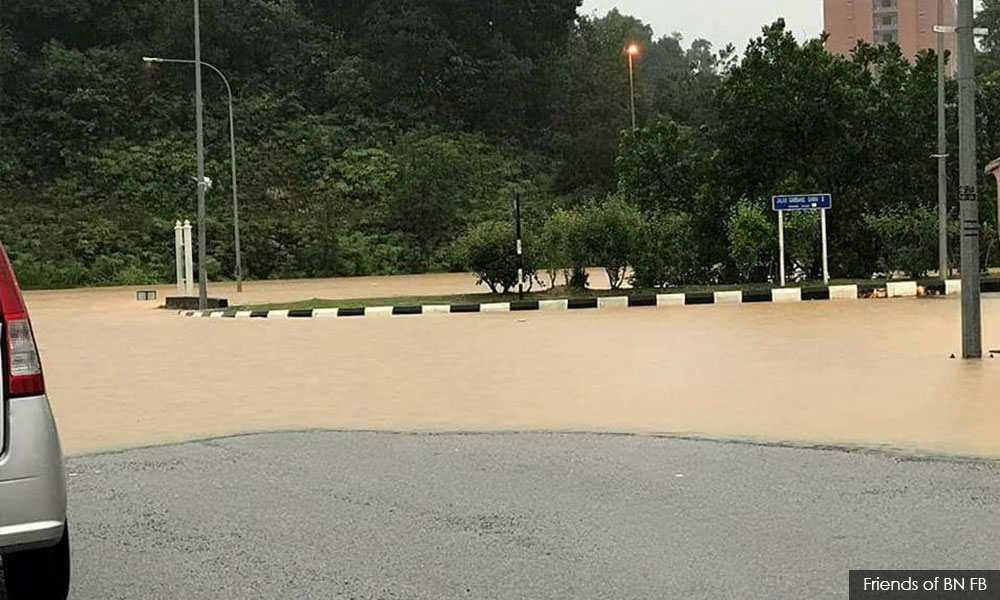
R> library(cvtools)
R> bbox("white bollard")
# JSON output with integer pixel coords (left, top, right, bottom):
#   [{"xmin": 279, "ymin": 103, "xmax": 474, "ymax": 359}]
[
  {"xmin": 183, "ymin": 220, "xmax": 194, "ymax": 296},
  {"xmin": 174, "ymin": 221, "xmax": 185, "ymax": 295}
]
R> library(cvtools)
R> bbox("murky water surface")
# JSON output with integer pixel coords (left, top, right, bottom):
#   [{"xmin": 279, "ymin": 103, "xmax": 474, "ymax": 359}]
[{"xmin": 22, "ymin": 274, "xmax": 1000, "ymax": 457}]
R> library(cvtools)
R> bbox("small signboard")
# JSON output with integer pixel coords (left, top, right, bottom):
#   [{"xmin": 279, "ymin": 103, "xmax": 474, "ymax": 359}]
[
  {"xmin": 772, "ymin": 194, "xmax": 832, "ymax": 212},
  {"xmin": 772, "ymin": 193, "xmax": 833, "ymax": 286}
]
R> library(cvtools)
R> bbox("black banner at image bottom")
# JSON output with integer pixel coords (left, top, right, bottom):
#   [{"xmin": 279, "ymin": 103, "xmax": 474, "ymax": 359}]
[{"xmin": 850, "ymin": 571, "xmax": 1000, "ymax": 599}]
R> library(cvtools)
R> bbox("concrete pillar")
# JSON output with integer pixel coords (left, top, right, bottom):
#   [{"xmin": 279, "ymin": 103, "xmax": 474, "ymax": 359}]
[
  {"xmin": 174, "ymin": 221, "xmax": 185, "ymax": 295},
  {"xmin": 183, "ymin": 220, "xmax": 195, "ymax": 296}
]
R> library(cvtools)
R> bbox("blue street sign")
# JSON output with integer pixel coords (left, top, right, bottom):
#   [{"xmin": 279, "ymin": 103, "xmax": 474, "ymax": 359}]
[{"xmin": 772, "ymin": 194, "xmax": 832, "ymax": 211}]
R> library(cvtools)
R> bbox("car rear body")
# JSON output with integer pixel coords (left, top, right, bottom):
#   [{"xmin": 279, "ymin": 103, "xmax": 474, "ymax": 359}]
[{"xmin": 0, "ymin": 242, "xmax": 67, "ymax": 554}]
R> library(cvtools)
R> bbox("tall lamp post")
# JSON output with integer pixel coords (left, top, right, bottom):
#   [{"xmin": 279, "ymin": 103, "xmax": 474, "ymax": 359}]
[
  {"xmin": 193, "ymin": 0, "xmax": 208, "ymax": 309},
  {"xmin": 626, "ymin": 43, "xmax": 640, "ymax": 130},
  {"xmin": 933, "ymin": 10, "xmax": 987, "ymax": 282},
  {"xmin": 144, "ymin": 56, "xmax": 244, "ymax": 293},
  {"xmin": 934, "ymin": 0, "xmax": 951, "ymax": 279}
]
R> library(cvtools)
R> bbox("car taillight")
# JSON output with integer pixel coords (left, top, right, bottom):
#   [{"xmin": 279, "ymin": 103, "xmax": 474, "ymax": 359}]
[
  {"xmin": 0, "ymin": 244, "xmax": 45, "ymax": 397},
  {"xmin": 7, "ymin": 318, "xmax": 44, "ymax": 396}
]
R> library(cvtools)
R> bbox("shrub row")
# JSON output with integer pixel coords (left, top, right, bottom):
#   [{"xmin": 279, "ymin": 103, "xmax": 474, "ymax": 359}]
[{"xmin": 454, "ymin": 197, "xmax": 990, "ymax": 292}]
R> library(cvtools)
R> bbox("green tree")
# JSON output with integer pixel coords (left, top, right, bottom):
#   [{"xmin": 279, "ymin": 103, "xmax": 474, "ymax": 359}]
[
  {"xmin": 545, "ymin": 10, "xmax": 655, "ymax": 193},
  {"xmin": 454, "ymin": 221, "xmax": 533, "ymax": 294},
  {"xmin": 784, "ymin": 212, "xmax": 821, "ymax": 280},
  {"xmin": 715, "ymin": 20, "xmax": 942, "ymax": 277},
  {"xmin": 386, "ymin": 131, "xmax": 526, "ymax": 271},
  {"xmin": 727, "ymin": 201, "xmax": 774, "ymax": 283},
  {"xmin": 629, "ymin": 211, "xmax": 699, "ymax": 288},
  {"xmin": 569, "ymin": 196, "xmax": 642, "ymax": 289},
  {"xmin": 616, "ymin": 117, "xmax": 710, "ymax": 213},
  {"xmin": 864, "ymin": 204, "xmax": 938, "ymax": 279},
  {"xmin": 535, "ymin": 209, "xmax": 577, "ymax": 288}
]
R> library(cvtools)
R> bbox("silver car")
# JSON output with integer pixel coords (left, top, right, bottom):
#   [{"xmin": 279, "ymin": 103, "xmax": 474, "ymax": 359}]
[{"xmin": 0, "ymin": 243, "xmax": 69, "ymax": 599}]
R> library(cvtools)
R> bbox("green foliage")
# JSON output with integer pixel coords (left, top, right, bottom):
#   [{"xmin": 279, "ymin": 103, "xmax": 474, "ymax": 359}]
[
  {"xmin": 615, "ymin": 117, "xmax": 729, "ymax": 282},
  {"xmin": 983, "ymin": 222, "xmax": 1000, "ymax": 271},
  {"xmin": 453, "ymin": 221, "xmax": 532, "ymax": 294},
  {"xmin": 616, "ymin": 117, "xmax": 711, "ymax": 214},
  {"xmin": 545, "ymin": 10, "xmax": 728, "ymax": 193},
  {"xmin": 534, "ymin": 209, "xmax": 577, "ymax": 288},
  {"xmin": 629, "ymin": 211, "xmax": 699, "ymax": 289},
  {"xmin": 714, "ymin": 21, "xmax": 942, "ymax": 276},
  {"xmin": 864, "ymin": 204, "xmax": 939, "ymax": 279},
  {"xmin": 0, "ymin": 0, "xmax": 588, "ymax": 288},
  {"xmin": 6, "ymin": 3, "xmax": 1000, "ymax": 290},
  {"xmin": 386, "ymin": 131, "xmax": 519, "ymax": 270},
  {"xmin": 7, "ymin": 258, "xmax": 89, "ymax": 290},
  {"xmin": 727, "ymin": 201, "xmax": 774, "ymax": 283},
  {"xmin": 784, "ymin": 212, "xmax": 821, "ymax": 280},
  {"xmin": 568, "ymin": 196, "xmax": 642, "ymax": 289},
  {"xmin": 979, "ymin": 0, "xmax": 1000, "ymax": 75}
]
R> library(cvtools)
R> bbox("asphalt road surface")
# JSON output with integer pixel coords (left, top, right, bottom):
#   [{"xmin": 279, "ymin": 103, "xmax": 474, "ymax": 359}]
[{"xmin": 5, "ymin": 432, "xmax": 999, "ymax": 599}]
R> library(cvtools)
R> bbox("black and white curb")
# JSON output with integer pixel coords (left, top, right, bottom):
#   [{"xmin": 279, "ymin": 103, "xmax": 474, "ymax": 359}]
[{"xmin": 182, "ymin": 279, "xmax": 980, "ymax": 320}]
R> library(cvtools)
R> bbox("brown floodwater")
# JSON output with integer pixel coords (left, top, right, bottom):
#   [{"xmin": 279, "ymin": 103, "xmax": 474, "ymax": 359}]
[{"xmin": 20, "ymin": 274, "xmax": 1000, "ymax": 457}]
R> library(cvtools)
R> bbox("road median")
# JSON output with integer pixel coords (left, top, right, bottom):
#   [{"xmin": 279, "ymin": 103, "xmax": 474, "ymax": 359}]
[{"xmin": 180, "ymin": 278, "xmax": 980, "ymax": 320}]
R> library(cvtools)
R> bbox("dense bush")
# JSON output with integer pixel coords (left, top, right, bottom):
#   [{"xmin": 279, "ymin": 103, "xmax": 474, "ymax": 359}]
[
  {"xmin": 454, "ymin": 221, "xmax": 534, "ymax": 294},
  {"xmin": 784, "ymin": 211, "xmax": 821, "ymax": 281},
  {"xmin": 534, "ymin": 209, "xmax": 577, "ymax": 288},
  {"xmin": 864, "ymin": 204, "xmax": 938, "ymax": 279},
  {"xmin": 630, "ymin": 211, "xmax": 699, "ymax": 288},
  {"xmin": 727, "ymin": 201, "xmax": 774, "ymax": 283},
  {"xmin": 568, "ymin": 196, "xmax": 642, "ymax": 289}
]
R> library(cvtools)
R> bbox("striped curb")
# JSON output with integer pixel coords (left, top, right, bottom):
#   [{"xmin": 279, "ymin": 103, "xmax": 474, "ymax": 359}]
[{"xmin": 181, "ymin": 279, "xmax": 966, "ymax": 320}]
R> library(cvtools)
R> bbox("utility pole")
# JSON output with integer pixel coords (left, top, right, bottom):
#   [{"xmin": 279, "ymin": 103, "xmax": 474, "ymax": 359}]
[
  {"xmin": 937, "ymin": 0, "xmax": 949, "ymax": 279},
  {"xmin": 193, "ymin": 0, "xmax": 208, "ymax": 309},
  {"xmin": 957, "ymin": 0, "xmax": 982, "ymax": 359}
]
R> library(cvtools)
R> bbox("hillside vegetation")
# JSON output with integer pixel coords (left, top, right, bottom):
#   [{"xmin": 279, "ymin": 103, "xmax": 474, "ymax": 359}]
[{"xmin": 5, "ymin": 1, "xmax": 1000, "ymax": 288}]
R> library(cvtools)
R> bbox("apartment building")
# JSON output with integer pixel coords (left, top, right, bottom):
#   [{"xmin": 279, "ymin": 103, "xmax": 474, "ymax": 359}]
[{"xmin": 824, "ymin": 0, "xmax": 957, "ymax": 65}]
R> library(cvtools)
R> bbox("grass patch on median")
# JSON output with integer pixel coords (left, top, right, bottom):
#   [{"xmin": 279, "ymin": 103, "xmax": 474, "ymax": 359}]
[
  {"xmin": 235, "ymin": 289, "xmax": 648, "ymax": 312},
  {"xmin": 231, "ymin": 283, "xmax": 785, "ymax": 312},
  {"xmin": 226, "ymin": 277, "xmax": 972, "ymax": 312}
]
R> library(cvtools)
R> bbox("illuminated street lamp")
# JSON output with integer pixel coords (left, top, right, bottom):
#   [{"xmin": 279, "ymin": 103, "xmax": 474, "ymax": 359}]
[
  {"xmin": 626, "ymin": 43, "xmax": 640, "ymax": 130},
  {"xmin": 143, "ymin": 55, "xmax": 244, "ymax": 294}
]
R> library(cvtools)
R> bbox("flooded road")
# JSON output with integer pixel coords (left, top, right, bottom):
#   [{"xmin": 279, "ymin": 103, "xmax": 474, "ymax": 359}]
[{"xmin": 21, "ymin": 275, "xmax": 1000, "ymax": 457}]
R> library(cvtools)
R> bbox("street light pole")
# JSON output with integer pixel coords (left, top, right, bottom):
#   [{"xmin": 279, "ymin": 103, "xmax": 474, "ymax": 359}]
[
  {"xmin": 144, "ymin": 56, "xmax": 243, "ymax": 293},
  {"xmin": 932, "ymin": 16, "xmax": 988, "ymax": 285},
  {"xmin": 936, "ymin": 0, "xmax": 949, "ymax": 279},
  {"xmin": 626, "ymin": 44, "xmax": 639, "ymax": 130},
  {"xmin": 193, "ymin": 0, "xmax": 208, "ymax": 309},
  {"xmin": 957, "ymin": 0, "xmax": 982, "ymax": 359}
]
